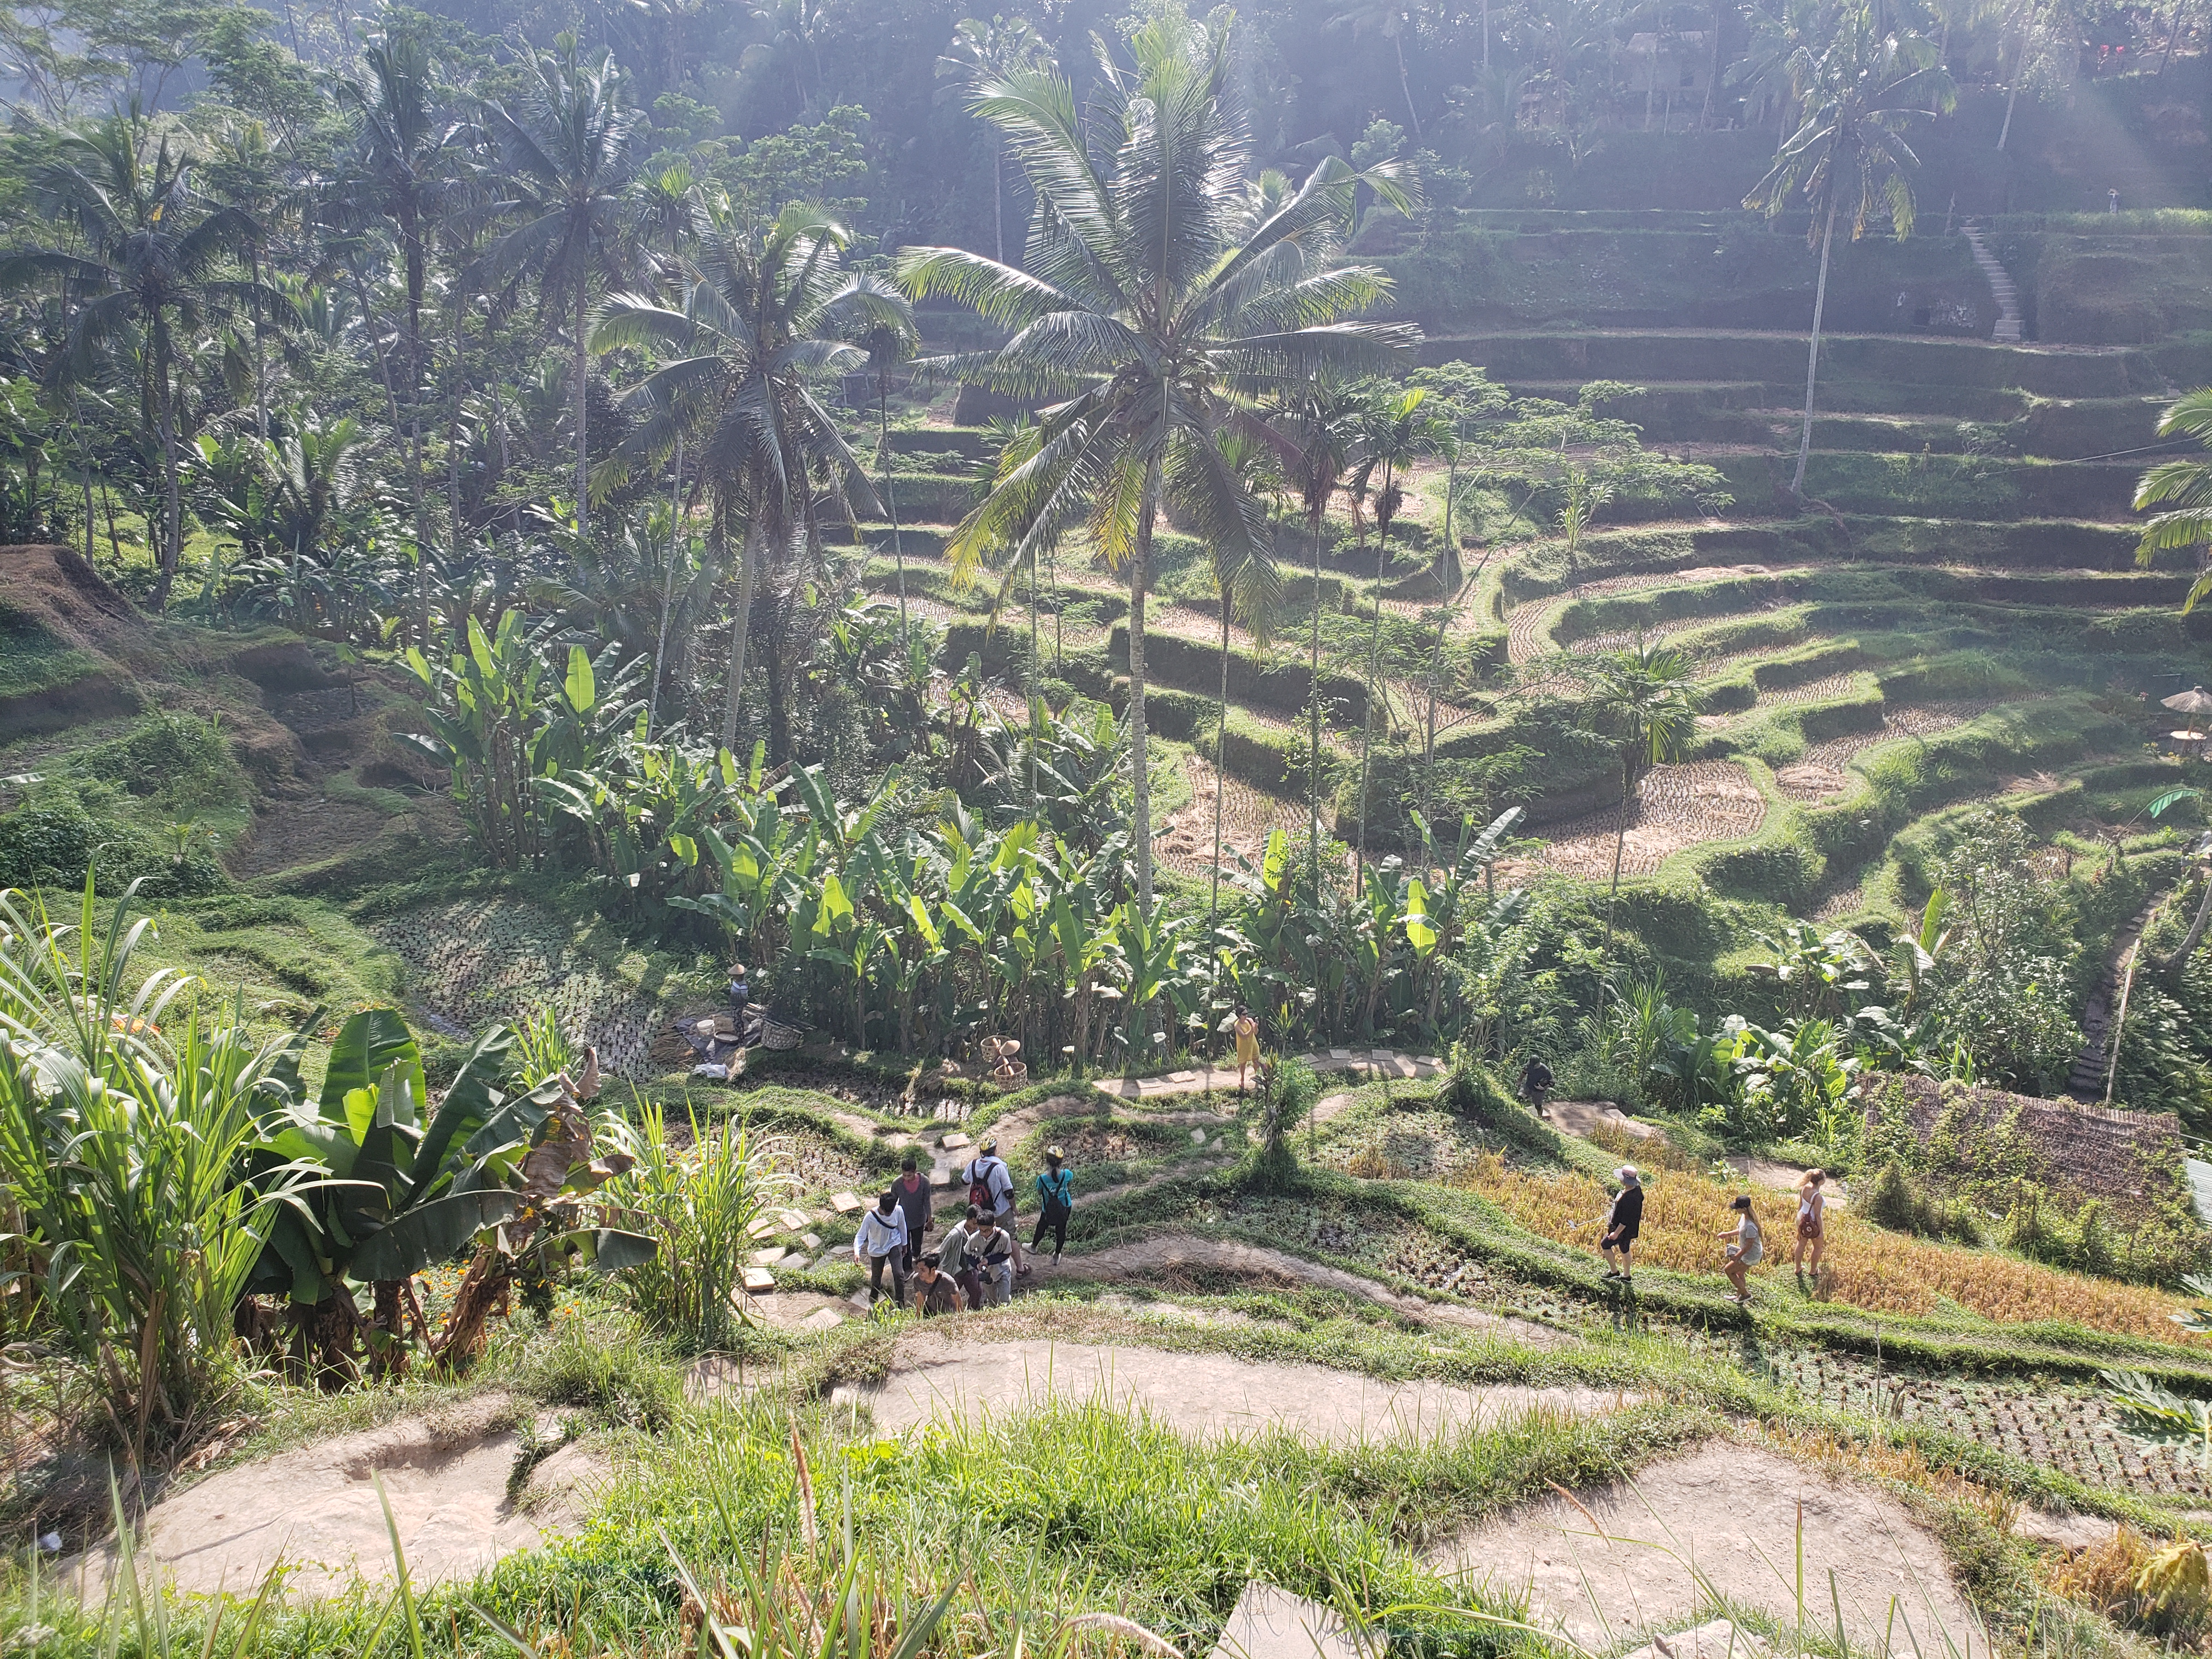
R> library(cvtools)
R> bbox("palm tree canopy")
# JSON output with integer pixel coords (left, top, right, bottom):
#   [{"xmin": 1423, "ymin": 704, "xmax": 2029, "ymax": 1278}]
[
  {"xmin": 591, "ymin": 204, "xmax": 911, "ymax": 531},
  {"xmin": 1743, "ymin": 9, "xmax": 1955, "ymax": 245},
  {"xmin": 2135, "ymin": 387, "xmax": 2212, "ymax": 611},
  {"xmin": 1580, "ymin": 639, "xmax": 1704, "ymax": 770},
  {"xmin": 482, "ymin": 35, "xmax": 643, "ymax": 301},
  {"xmin": 896, "ymin": 8, "xmax": 1421, "ymax": 584}
]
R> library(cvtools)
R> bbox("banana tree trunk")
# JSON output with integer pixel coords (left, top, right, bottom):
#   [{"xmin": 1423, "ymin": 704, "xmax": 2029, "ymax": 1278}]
[{"xmin": 1791, "ymin": 192, "xmax": 1839, "ymax": 499}]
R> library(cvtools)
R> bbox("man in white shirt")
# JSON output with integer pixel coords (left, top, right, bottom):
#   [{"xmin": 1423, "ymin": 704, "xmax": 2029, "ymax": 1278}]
[
  {"xmin": 852, "ymin": 1190, "xmax": 910, "ymax": 1307},
  {"xmin": 962, "ymin": 1137, "xmax": 1024, "ymax": 1275}
]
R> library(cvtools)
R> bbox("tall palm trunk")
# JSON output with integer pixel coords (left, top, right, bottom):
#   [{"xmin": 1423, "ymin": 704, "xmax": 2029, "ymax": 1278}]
[
  {"xmin": 1394, "ymin": 35, "xmax": 1423, "ymax": 138},
  {"xmin": 1307, "ymin": 496, "xmax": 1327, "ymax": 895},
  {"xmin": 150, "ymin": 314, "xmax": 183, "ymax": 611},
  {"xmin": 993, "ymin": 143, "xmax": 1005, "ymax": 263},
  {"xmin": 648, "ymin": 435, "xmax": 682, "ymax": 739},
  {"xmin": 1209, "ymin": 598, "xmax": 1229, "ymax": 996},
  {"xmin": 574, "ymin": 261, "xmax": 591, "ymax": 529},
  {"xmin": 720, "ymin": 495, "xmax": 759, "ymax": 748},
  {"xmin": 1791, "ymin": 191, "xmax": 1840, "ymax": 499},
  {"xmin": 1126, "ymin": 458, "xmax": 1160, "ymax": 1059},
  {"xmin": 879, "ymin": 380, "xmax": 907, "ymax": 651},
  {"xmin": 1352, "ymin": 469, "xmax": 1395, "ymax": 883}
]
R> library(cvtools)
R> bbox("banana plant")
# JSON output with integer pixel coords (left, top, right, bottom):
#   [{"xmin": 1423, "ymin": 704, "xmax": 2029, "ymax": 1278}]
[{"xmin": 246, "ymin": 1008, "xmax": 651, "ymax": 1378}]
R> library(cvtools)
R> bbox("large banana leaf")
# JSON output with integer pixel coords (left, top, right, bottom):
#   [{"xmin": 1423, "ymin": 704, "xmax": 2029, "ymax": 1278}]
[
  {"xmin": 319, "ymin": 1009, "xmax": 425, "ymax": 1128},
  {"xmin": 550, "ymin": 1226, "xmax": 658, "ymax": 1273},
  {"xmin": 403, "ymin": 1024, "xmax": 515, "ymax": 1201},
  {"xmin": 349, "ymin": 1189, "xmax": 521, "ymax": 1281}
]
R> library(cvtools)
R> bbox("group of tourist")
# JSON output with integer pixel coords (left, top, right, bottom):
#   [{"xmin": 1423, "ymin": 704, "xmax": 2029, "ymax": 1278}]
[
  {"xmin": 1592, "ymin": 1163, "xmax": 1830, "ymax": 1303},
  {"xmin": 848, "ymin": 1137, "xmax": 1077, "ymax": 1314}
]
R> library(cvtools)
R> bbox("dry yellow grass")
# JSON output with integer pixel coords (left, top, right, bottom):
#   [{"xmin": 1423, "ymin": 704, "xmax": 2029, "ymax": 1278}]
[{"xmin": 1458, "ymin": 1159, "xmax": 2205, "ymax": 1347}]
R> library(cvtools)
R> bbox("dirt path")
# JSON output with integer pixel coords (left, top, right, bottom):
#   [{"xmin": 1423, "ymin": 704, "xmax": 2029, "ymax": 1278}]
[
  {"xmin": 1430, "ymin": 1443, "xmax": 1979, "ymax": 1650},
  {"xmin": 843, "ymin": 1334, "xmax": 1625, "ymax": 1443},
  {"xmin": 1062, "ymin": 1231, "xmax": 1565, "ymax": 1345},
  {"xmin": 65, "ymin": 1395, "xmax": 603, "ymax": 1601}
]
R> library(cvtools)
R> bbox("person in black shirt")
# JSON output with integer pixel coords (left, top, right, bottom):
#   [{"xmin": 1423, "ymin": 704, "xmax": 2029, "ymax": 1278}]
[
  {"xmin": 1601, "ymin": 1164, "xmax": 1644, "ymax": 1283},
  {"xmin": 1519, "ymin": 1055, "xmax": 1554, "ymax": 1117}
]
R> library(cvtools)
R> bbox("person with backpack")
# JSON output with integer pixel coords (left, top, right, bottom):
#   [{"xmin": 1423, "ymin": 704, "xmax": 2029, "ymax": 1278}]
[
  {"xmin": 938, "ymin": 1204, "xmax": 986, "ymax": 1310},
  {"xmin": 852, "ymin": 1190, "xmax": 910, "ymax": 1308},
  {"xmin": 1031, "ymin": 1144, "xmax": 1074, "ymax": 1263},
  {"xmin": 963, "ymin": 1137, "xmax": 1024, "ymax": 1275},
  {"xmin": 969, "ymin": 1209, "xmax": 1015, "ymax": 1306}
]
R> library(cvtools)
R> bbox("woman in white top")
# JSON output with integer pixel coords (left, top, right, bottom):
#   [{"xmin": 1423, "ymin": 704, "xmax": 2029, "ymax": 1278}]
[
  {"xmin": 1793, "ymin": 1169, "xmax": 1827, "ymax": 1286},
  {"xmin": 1717, "ymin": 1193, "xmax": 1762, "ymax": 1306}
]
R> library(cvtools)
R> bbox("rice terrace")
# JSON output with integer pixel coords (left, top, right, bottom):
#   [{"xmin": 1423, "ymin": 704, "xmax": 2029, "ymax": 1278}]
[{"xmin": 20, "ymin": 1, "xmax": 2212, "ymax": 1656}]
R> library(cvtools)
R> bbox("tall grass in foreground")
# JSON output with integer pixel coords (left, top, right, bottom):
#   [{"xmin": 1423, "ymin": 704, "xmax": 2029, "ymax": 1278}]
[
  {"xmin": 603, "ymin": 1100, "xmax": 792, "ymax": 1349},
  {"xmin": 0, "ymin": 878, "xmax": 304, "ymax": 1449},
  {"xmin": 1459, "ymin": 1158, "xmax": 2204, "ymax": 1343}
]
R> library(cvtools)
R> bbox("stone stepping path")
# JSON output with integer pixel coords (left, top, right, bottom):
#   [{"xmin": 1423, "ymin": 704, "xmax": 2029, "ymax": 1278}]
[
  {"xmin": 1094, "ymin": 1051, "xmax": 1445, "ymax": 1101},
  {"xmin": 1209, "ymin": 1584, "xmax": 1359, "ymax": 1659}
]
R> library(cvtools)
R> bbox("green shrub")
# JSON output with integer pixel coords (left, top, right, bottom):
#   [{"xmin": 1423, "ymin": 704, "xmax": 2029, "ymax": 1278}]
[
  {"xmin": 1253, "ymin": 1054, "xmax": 1319, "ymax": 1189},
  {"xmin": 0, "ymin": 798, "xmax": 228, "ymax": 897}
]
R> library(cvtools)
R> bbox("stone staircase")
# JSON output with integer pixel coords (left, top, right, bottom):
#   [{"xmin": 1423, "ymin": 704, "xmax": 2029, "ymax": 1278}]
[
  {"xmin": 2067, "ymin": 897, "xmax": 2160, "ymax": 1099},
  {"xmin": 1962, "ymin": 223, "xmax": 2025, "ymax": 343}
]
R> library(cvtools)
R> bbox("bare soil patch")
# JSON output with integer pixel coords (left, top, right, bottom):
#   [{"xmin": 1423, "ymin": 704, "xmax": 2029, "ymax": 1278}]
[
  {"xmin": 66, "ymin": 1395, "xmax": 604, "ymax": 1601},
  {"xmin": 227, "ymin": 798, "xmax": 389, "ymax": 879},
  {"xmin": 1430, "ymin": 1443, "xmax": 1980, "ymax": 1650},
  {"xmin": 846, "ymin": 1334, "xmax": 1624, "ymax": 1443}
]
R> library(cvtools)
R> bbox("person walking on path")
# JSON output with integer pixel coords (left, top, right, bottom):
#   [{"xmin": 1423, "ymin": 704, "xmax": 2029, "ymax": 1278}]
[
  {"xmin": 939, "ymin": 1205, "xmax": 986, "ymax": 1309},
  {"xmin": 1032, "ymin": 1145, "xmax": 1074, "ymax": 1263},
  {"xmin": 1718, "ymin": 1193, "xmax": 1762, "ymax": 1306},
  {"xmin": 890, "ymin": 1152, "xmax": 933, "ymax": 1271},
  {"xmin": 970, "ymin": 1209, "xmax": 1015, "ymax": 1307},
  {"xmin": 964, "ymin": 1138, "xmax": 1025, "ymax": 1275},
  {"xmin": 1233, "ymin": 1005, "xmax": 1260, "ymax": 1094},
  {"xmin": 1600, "ymin": 1164, "xmax": 1644, "ymax": 1283},
  {"xmin": 1793, "ymin": 1169, "xmax": 1828, "ymax": 1288},
  {"xmin": 853, "ymin": 1190, "xmax": 910, "ymax": 1308},
  {"xmin": 1519, "ymin": 1054, "xmax": 1554, "ymax": 1118}
]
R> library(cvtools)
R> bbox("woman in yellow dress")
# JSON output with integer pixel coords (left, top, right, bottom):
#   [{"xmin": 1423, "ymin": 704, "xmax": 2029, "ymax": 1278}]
[{"xmin": 1232, "ymin": 1005, "xmax": 1260, "ymax": 1094}]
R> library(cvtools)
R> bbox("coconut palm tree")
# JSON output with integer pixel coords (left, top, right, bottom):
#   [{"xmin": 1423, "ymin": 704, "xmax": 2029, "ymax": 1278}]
[
  {"xmin": 1, "ymin": 116, "xmax": 273, "ymax": 610},
  {"xmin": 483, "ymin": 33, "xmax": 642, "ymax": 533},
  {"xmin": 1191, "ymin": 427, "xmax": 1285, "ymax": 973},
  {"xmin": 1270, "ymin": 376, "xmax": 1367, "ymax": 893},
  {"xmin": 1331, "ymin": 0, "xmax": 1425, "ymax": 138},
  {"xmin": 592, "ymin": 205, "xmax": 911, "ymax": 759},
  {"xmin": 331, "ymin": 31, "xmax": 473, "ymax": 554},
  {"xmin": 1347, "ymin": 383, "xmax": 1449, "ymax": 881},
  {"xmin": 936, "ymin": 14, "xmax": 1056, "ymax": 264},
  {"xmin": 1744, "ymin": 10, "xmax": 1953, "ymax": 499},
  {"xmin": 899, "ymin": 9, "xmax": 1419, "ymax": 950},
  {"xmin": 1578, "ymin": 638, "xmax": 1702, "ymax": 947},
  {"xmin": 2134, "ymin": 388, "xmax": 2212, "ymax": 612}
]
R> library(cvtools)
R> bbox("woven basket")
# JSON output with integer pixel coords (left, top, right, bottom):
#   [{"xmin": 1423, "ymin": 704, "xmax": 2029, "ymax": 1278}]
[
  {"xmin": 762, "ymin": 1018, "xmax": 803, "ymax": 1051},
  {"xmin": 991, "ymin": 1060, "xmax": 1028, "ymax": 1091}
]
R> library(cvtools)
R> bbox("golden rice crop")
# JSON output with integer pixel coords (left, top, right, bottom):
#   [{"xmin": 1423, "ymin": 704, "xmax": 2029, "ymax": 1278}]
[{"xmin": 1458, "ymin": 1159, "xmax": 2205, "ymax": 1347}]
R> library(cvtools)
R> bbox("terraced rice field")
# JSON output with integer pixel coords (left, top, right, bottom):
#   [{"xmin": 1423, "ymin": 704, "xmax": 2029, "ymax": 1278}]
[
  {"xmin": 1773, "ymin": 702, "xmax": 1999, "ymax": 800},
  {"xmin": 1155, "ymin": 754, "xmax": 1314, "ymax": 876},
  {"xmin": 1525, "ymin": 761, "xmax": 1768, "ymax": 877}
]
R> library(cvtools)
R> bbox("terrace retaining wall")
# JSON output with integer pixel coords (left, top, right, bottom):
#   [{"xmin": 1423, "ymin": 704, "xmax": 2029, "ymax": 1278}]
[{"xmin": 1867, "ymin": 1076, "xmax": 2184, "ymax": 1207}]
